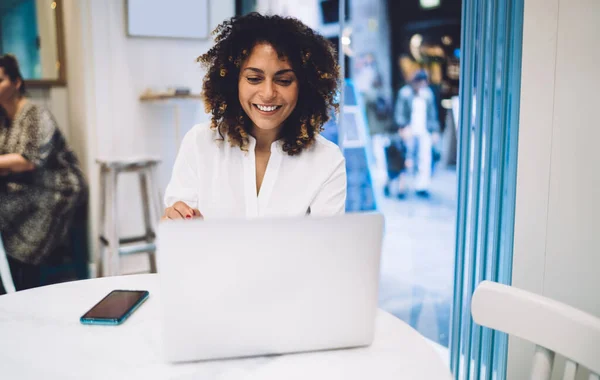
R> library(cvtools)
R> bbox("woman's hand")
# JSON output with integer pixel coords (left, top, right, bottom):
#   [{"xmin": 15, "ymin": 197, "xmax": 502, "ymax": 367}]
[
  {"xmin": 162, "ymin": 201, "xmax": 203, "ymax": 221},
  {"xmin": 0, "ymin": 154, "xmax": 34, "ymax": 173}
]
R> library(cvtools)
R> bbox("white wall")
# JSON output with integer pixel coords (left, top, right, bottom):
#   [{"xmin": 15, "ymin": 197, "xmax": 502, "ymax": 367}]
[{"xmin": 509, "ymin": 0, "xmax": 600, "ymax": 377}]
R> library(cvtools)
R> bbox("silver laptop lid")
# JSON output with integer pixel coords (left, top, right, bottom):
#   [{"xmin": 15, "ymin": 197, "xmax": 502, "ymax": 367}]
[{"xmin": 158, "ymin": 213, "xmax": 384, "ymax": 362}]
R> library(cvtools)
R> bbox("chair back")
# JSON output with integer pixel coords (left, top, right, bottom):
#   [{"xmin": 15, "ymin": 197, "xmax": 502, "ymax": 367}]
[
  {"xmin": 0, "ymin": 234, "xmax": 16, "ymax": 293},
  {"xmin": 471, "ymin": 281, "xmax": 600, "ymax": 380}
]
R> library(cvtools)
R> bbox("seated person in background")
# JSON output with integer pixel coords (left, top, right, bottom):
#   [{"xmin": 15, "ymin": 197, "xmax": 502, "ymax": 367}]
[
  {"xmin": 163, "ymin": 13, "xmax": 346, "ymax": 220},
  {"xmin": 0, "ymin": 54, "xmax": 87, "ymax": 293}
]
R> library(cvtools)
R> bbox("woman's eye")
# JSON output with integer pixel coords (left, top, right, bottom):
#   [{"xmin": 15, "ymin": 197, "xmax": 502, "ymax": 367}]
[
  {"xmin": 277, "ymin": 79, "xmax": 293, "ymax": 86},
  {"xmin": 246, "ymin": 77, "xmax": 262, "ymax": 83}
]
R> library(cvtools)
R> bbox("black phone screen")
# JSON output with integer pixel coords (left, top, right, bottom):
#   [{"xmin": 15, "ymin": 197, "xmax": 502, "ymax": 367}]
[{"xmin": 82, "ymin": 290, "xmax": 149, "ymax": 320}]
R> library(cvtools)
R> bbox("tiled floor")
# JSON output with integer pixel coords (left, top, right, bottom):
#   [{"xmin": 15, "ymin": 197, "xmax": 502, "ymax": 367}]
[{"xmin": 376, "ymin": 167, "xmax": 457, "ymax": 348}]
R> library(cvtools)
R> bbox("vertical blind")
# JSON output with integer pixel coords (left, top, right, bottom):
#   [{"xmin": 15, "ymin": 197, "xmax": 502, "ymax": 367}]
[{"xmin": 450, "ymin": 0, "xmax": 524, "ymax": 379}]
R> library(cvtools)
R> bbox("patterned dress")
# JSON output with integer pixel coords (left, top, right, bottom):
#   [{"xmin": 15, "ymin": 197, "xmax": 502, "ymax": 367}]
[{"xmin": 0, "ymin": 102, "xmax": 87, "ymax": 265}]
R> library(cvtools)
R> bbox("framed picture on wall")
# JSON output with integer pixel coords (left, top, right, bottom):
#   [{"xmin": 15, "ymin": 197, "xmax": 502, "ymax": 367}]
[{"xmin": 127, "ymin": 0, "xmax": 209, "ymax": 39}]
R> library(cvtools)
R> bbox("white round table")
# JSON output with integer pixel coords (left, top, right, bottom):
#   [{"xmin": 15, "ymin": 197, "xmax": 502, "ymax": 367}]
[{"xmin": 0, "ymin": 274, "xmax": 452, "ymax": 379}]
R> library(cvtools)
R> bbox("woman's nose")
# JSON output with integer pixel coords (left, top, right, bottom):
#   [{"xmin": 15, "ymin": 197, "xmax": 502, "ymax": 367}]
[{"xmin": 259, "ymin": 80, "xmax": 276, "ymax": 100}]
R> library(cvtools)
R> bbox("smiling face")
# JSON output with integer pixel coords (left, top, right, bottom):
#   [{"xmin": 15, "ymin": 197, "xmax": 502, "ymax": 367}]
[{"xmin": 238, "ymin": 43, "xmax": 299, "ymax": 134}]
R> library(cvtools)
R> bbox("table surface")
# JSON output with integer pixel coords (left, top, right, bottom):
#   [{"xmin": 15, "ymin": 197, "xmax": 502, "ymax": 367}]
[{"xmin": 0, "ymin": 274, "xmax": 452, "ymax": 380}]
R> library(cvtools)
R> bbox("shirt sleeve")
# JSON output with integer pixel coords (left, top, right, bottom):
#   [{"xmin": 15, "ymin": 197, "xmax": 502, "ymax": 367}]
[
  {"xmin": 19, "ymin": 108, "xmax": 57, "ymax": 168},
  {"xmin": 164, "ymin": 128, "xmax": 201, "ymax": 209},
  {"xmin": 309, "ymin": 156, "xmax": 347, "ymax": 216}
]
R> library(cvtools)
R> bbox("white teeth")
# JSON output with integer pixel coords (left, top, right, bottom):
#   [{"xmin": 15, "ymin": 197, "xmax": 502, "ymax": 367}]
[{"xmin": 256, "ymin": 104, "xmax": 278, "ymax": 112}]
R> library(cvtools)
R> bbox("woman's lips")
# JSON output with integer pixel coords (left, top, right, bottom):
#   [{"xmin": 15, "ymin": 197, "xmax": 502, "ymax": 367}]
[{"xmin": 253, "ymin": 104, "xmax": 282, "ymax": 115}]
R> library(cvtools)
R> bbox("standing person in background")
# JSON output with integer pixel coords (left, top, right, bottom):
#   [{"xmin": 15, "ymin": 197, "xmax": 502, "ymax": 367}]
[{"xmin": 394, "ymin": 70, "xmax": 440, "ymax": 198}]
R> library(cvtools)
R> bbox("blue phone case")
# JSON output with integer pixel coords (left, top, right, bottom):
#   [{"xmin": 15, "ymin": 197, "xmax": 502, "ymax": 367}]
[{"xmin": 80, "ymin": 290, "xmax": 149, "ymax": 325}]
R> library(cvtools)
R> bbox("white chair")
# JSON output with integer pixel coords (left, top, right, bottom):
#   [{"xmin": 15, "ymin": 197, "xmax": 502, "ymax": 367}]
[
  {"xmin": 0, "ymin": 235, "xmax": 16, "ymax": 293},
  {"xmin": 471, "ymin": 281, "xmax": 600, "ymax": 380}
]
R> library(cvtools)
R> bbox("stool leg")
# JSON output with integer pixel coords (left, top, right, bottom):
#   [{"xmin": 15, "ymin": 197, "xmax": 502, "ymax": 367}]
[
  {"xmin": 149, "ymin": 165, "xmax": 164, "ymax": 222},
  {"xmin": 150, "ymin": 167, "xmax": 165, "ymax": 221},
  {"xmin": 149, "ymin": 167, "xmax": 161, "ymax": 273},
  {"xmin": 97, "ymin": 167, "xmax": 107, "ymax": 278},
  {"xmin": 148, "ymin": 166, "xmax": 163, "ymax": 273},
  {"xmin": 140, "ymin": 169, "xmax": 157, "ymax": 273},
  {"xmin": 106, "ymin": 170, "xmax": 120, "ymax": 276},
  {"xmin": 139, "ymin": 170, "xmax": 153, "ymax": 239},
  {"xmin": 149, "ymin": 166, "xmax": 164, "ymax": 274}
]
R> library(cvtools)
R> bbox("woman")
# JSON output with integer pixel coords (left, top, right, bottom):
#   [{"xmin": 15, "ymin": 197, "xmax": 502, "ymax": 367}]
[
  {"xmin": 163, "ymin": 13, "xmax": 346, "ymax": 219},
  {"xmin": 0, "ymin": 54, "xmax": 87, "ymax": 292}
]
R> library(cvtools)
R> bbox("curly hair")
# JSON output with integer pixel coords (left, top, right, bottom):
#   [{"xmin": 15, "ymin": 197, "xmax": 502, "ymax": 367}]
[{"xmin": 197, "ymin": 13, "xmax": 340, "ymax": 156}]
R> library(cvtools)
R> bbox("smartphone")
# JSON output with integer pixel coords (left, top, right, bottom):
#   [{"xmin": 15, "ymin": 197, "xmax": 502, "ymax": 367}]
[{"xmin": 80, "ymin": 290, "xmax": 149, "ymax": 325}]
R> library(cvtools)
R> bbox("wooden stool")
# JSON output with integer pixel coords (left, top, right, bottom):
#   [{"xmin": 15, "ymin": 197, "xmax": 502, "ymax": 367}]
[{"xmin": 96, "ymin": 157, "xmax": 162, "ymax": 277}]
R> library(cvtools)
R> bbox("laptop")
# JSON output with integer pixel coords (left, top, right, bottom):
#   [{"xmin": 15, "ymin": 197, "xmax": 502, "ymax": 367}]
[{"xmin": 157, "ymin": 213, "xmax": 384, "ymax": 362}]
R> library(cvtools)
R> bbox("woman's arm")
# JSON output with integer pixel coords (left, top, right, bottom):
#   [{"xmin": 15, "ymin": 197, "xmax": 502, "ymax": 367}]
[
  {"xmin": 0, "ymin": 153, "xmax": 35, "ymax": 173},
  {"xmin": 1, "ymin": 106, "xmax": 57, "ymax": 175},
  {"xmin": 164, "ymin": 126, "xmax": 203, "ymax": 211}
]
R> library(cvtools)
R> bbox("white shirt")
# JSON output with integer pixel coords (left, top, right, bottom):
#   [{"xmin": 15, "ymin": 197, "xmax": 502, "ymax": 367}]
[
  {"xmin": 164, "ymin": 123, "xmax": 347, "ymax": 218},
  {"xmin": 411, "ymin": 92, "xmax": 428, "ymax": 136}
]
